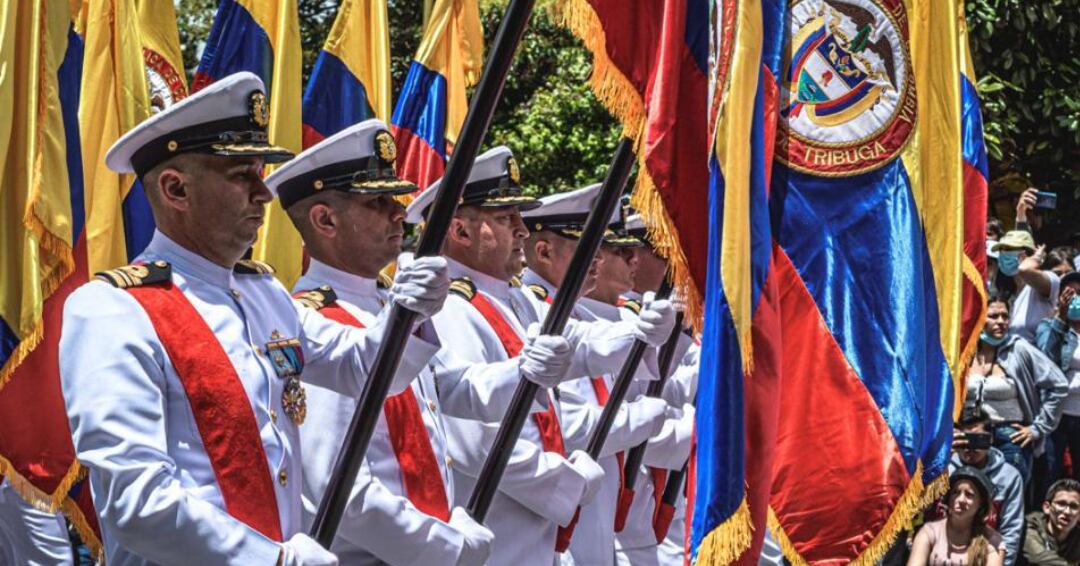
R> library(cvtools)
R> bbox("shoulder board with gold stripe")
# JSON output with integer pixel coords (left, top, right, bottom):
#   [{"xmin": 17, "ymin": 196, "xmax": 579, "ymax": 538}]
[
  {"xmin": 376, "ymin": 272, "xmax": 393, "ymax": 290},
  {"xmin": 233, "ymin": 259, "xmax": 276, "ymax": 276},
  {"xmin": 95, "ymin": 261, "xmax": 172, "ymax": 289},
  {"xmin": 449, "ymin": 277, "xmax": 476, "ymax": 301},
  {"xmin": 292, "ymin": 286, "xmax": 337, "ymax": 311},
  {"xmin": 509, "ymin": 275, "xmax": 522, "ymax": 288},
  {"xmin": 526, "ymin": 284, "xmax": 549, "ymax": 301},
  {"xmin": 620, "ymin": 298, "xmax": 642, "ymax": 315}
]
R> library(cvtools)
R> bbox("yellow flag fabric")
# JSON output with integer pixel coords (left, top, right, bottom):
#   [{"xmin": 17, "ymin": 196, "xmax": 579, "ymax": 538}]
[
  {"xmin": 0, "ymin": 0, "xmax": 77, "ymax": 386},
  {"xmin": 245, "ymin": 0, "xmax": 304, "ymax": 288},
  {"xmin": 322, "ymin": 0, "xmax": 392, "ymax": 122},
  {"xmin": 137, "ymin": 0, "xmax": 188, "ymax": 106},
  {"xmin": 79, "ymin": 0, "xmax": 150, "ymax": 277}
]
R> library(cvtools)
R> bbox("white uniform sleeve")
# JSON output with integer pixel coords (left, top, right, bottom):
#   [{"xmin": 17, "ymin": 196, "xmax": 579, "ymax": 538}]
[
  {"xmin": 296, "ymin": 300, "xmax": 440, "ymax": 397},
  {"xmin": 557, "ymin": 380, "xmax": 666, "ymax": 457},
  {"xmin": 429, "ymin": 350, "xmax": 531, "ymax": 422},
  {"xmin": 432, "ymin": 299, "xmax": 586, "ymax": 525},
  {"xmin": 60, "ymin": 283, "xmax": 282, "ymax": 564},
  {"xmin": 641, "ymin": 408, "xmax": 695, "ymax": 470},
  {"xmin": 319, "ymin": 462, "xmax": 469, "ymax": 565},
  {"xmin": 662, "ymin": 343, "xmax": 699, "ymax": 407},
  {"xmin": 444, "ymin": 418, "xmax": 586, "ymax": 526},
  {"xmin": 561, "ymin": 317, "xmax": 660, "ymax": 381}
]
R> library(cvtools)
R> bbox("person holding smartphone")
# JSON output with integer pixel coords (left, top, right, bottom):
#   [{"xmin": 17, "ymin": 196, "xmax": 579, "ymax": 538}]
[
  {"xmin": 952, "ymin": 406, "xmax": 1026, "ymax": 565},
  {"xmin": 1038, "ymin": 273, "xmax": 1080, "ymax": 486}
]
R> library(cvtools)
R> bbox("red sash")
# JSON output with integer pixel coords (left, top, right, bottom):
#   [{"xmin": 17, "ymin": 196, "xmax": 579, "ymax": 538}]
[
  {"xmin": 126, "ymin": 283, "xmax": 282, "ymax": 541},
  {"xmin": 464, "ymin": 291, "xmax": 577, "ymax": 550},
  {"xmin": 589, "ymin": 377, "xmax": 628, "ymax": 530},
  {"xmin": 305, "ymin": 298, "xmax": 451, "ymax": 522}
]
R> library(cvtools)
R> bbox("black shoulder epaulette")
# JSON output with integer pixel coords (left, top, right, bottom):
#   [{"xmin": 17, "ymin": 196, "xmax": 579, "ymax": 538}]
[
  {"xmin": 95, "ymin": 261, "xmax": 172, "ymax": 288},
  {"xmin": 527, "ymin": 284, "xmax": 549, "ymax": 301},
  {"xmin": 234, "ymin": 259, "xmax": 276, "ymax": 275},
  {"xmin": 509, "ymin": 276, "xmax": 522, "ymax": 288},
  {"xmin": 376, "ymin": 272, "xmax": 393, "ymax": 290},
  {"xmin": 292, "ymin": 286, "xmax": 337, "ymax": 311},
  {"xmin": 621, "ymin": 298, "xmax": 642, "ymax": 315},
  {"xmin": 449, "ymin": 277, "xmax": 476, "ymax": 301}
]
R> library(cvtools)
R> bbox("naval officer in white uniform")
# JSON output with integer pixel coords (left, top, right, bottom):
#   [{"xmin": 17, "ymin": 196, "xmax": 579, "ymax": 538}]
[
  {"xmin": 405, "ymin": 148, "xmax": 678, "ymax": 566},
  {"xmin": 519, "ymin": 184, "xmax": 673, "ymax": 566},
  {"xmin": 59, "ymin": 73, "xmax": 450, "ymax": 566},
  {"xmin": 265, "ymin": 120, "xmax": 580, "ymax": 565}
]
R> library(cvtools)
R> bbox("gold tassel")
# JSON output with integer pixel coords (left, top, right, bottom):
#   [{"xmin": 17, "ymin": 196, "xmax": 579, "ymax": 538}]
[
  {"xmin": 953, "ymin": 257, "xmax": 988, "ymax": 418},
  {"xmin": 0, "ymin": 454, "xmax": 84, "ymax": 512},
  {"xmin": 61, "ymin": 494, "xmax": 103, "ymax": 562},
  {"xmin": 694, "ymin": 497, "xmax": 754, "ymax": 565}
]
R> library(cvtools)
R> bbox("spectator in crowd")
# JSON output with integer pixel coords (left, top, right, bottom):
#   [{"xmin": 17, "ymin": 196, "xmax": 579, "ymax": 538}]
[
  {"xmin": 908, "ymin": 466, "xmax": 1006, "ymax": 566},
  {"xmin": 952, "ymin": 406, "xmax": 1026, "ymax": 564},
  {"xmin": 1022, "ymin": 479, "xmax": 1080, "ymax": 565},
  {"xmin": 989, "ymin": 217, "xmax": 1006, "ymax": 243},
  {"xmin": 993, "ymin": 231, "xmax": 1063, "ymax": 342},
  {"xmin": 1039, "ymin": 272, "xmax": 1080, "ymax": 485},
  {"xmin": 1048, "ymin": 247, "xmax": 1078, "ymax": 279},
  {"xmin": 967, "ymin": 294, "xmax": 1068, "ymax": 486},
  {"xmin": 989, "ymin": 240, "xmax": 1003, "ymax": 297}
]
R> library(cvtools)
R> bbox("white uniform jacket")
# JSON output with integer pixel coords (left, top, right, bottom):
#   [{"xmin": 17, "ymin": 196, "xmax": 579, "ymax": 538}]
[
  {"xmin": 521, "ymin": 272, "xmax": 666, "ymax": 566},
  {"xmin": 59, "ymin": 232, "xmax": 435, "ymax": 566},
  {"xmin": 595, "ymin": 297, "xmax": 694, "ymax": 559},
  {"xmin": 294, "ymin": 260, "xmax": 525, "ymax": 565},
  {"xmin": 432, "ymin": 260, "xmax": 654, "ymax": 566}
]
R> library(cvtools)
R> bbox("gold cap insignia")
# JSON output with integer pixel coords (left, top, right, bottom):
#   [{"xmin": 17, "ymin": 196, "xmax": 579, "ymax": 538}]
[
  {"xmin": 375, "ymin": 130, "xmax": 397, "ymax": 164},
  {"xmin": 249, "ymin": 91, "xmax": 270, "ymax": 128},
  {"xmin": 507, "ymin": 156, "xmax": 521, "ymax": 184}
]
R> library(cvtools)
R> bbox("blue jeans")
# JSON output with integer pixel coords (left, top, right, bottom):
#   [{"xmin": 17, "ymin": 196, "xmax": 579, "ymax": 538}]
[{"xmin": 994, "ymin": 424, "xmax": 1033, "ymax": 486}]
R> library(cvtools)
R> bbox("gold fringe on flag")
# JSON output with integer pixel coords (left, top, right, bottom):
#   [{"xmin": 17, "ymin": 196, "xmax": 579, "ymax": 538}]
[
  {"xmin": 767, "ymin": 461, "xmax": 946, "ymax": 566},
  {"xmin": 551, "ymin": 0, "xmax": 705, "ymax": 330},
  {"xmin": 954, "ymin": 256, "xmax": 988, "ymax": 418},
  {"xmin": 59, "ymin": 467, "xmax": 103, "ymax": 561},
  {"xmin": 693, "ymin": 497, "xmax": 753, "ymax": 565}
]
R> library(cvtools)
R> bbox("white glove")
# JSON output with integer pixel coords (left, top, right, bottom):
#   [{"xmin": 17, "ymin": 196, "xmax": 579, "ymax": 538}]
[
  {"xmin": 568, "ymin": 450, "xmax": 605, "ymax": 506},
  {"xmin": 389, "ymin": 253, "xmax": 450, "ymax": 322},
  {"xmin": 633, "ymin": 396, "xmax": 670, "ymax": 437},
  {"xmin": 519, "ymin": 323, "xmax": 573, "ymax": 388},
  {"xmin": 280, "ymin": 533, "xmax": 338, "ymax": 566},
  {"xmin": 633, "ymin": 291, "xmax": 676, "ymax": 347},
  {"xmin": 449, "ymin": 506, "xmax": 495, "ymax": 566}
]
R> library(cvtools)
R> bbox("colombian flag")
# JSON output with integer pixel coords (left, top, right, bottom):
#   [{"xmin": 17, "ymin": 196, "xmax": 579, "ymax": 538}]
[
  {"xmin": 195, "ymin": 0, "xmax": 304, "ymax": 286},
  {"xmin": 390, "ymin": 0, "xmax": 483, "ymax": 192},
  {"xmin": 693, "ymin": 0, "xmax": 986, "ymax": 564},
  {"xmin": 0, "ymin": 1, "xmax": 187, "ymax": 556},
  {"xmin": 0, "ymin": 0, "xmax": 99, "ymax": 554},
  {"xmin": 302, "ymin": 0, "xmax": 392, "ymax": 148}
]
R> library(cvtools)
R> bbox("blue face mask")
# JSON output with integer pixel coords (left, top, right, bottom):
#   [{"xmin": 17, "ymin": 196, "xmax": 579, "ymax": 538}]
[
  {"xmin": 980, "ymin": 331, "xmax": 1008, "ymax": 347},
  {"xmin": 997, "ymin": 251, "xmax": 1021, "ymax": 276},
  {"xmin": 1068, "ymin": 296, "xmax": 1080, "ymax": 322}
]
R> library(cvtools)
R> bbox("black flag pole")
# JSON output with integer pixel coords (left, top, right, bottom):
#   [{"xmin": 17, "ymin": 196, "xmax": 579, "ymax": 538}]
[
  {"xmin": 583, "ymin": 278, "xmax": 675, "ymax": 459},
  {"xmin": 310, "ymin": 0, "xmax": 537, "ymax": 547},
  {"xmin": 619, "ymin": 309, "xmax": 686, "ymax": 492},
  {"xmin": 465, "ymin": 137, "xmax": 636, "ymax": 523}
]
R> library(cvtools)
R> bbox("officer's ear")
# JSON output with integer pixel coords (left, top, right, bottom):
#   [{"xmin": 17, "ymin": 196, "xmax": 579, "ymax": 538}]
[
  {"xmin": 155, "ymin": 166, "xmax": 190, "ymax": 212},
  {"xmin": 534, "ymin": 238, "xmax": 554, "ymax": 265},
  {"xmin": 307, "ymin": 202, "xmax": 338, "ymax": 238},
  {"xmin": 448, "ymin": 216, "xmax": 472, "ymax": 246}
]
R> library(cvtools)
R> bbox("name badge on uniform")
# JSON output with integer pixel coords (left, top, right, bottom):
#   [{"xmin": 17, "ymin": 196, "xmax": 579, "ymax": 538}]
[{"xmin": 266, "ymin": 333, "xmax": 306, "ymax": 425}]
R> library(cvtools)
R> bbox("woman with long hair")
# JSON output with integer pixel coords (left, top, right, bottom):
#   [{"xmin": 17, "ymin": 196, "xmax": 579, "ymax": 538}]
[{"xmin": 907, "ymin": 467, "xmax": 1006, "ymax": 566}]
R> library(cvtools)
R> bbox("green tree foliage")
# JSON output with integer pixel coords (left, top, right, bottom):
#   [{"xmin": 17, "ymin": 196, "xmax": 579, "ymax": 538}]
[{"xmin": 966, "ymin": 0, "xmax": 1080, "ymax": 240}]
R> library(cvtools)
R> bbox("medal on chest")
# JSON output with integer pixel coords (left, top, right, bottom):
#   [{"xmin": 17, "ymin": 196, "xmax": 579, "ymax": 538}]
[{"xmin": 266, "ymin": 330, "xmax": 307, "ymax": 425}]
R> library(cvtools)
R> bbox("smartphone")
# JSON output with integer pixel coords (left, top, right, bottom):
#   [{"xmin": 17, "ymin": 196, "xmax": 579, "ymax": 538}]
[
  {"xmin": 962, "ymin": 432, "xmax": 993, "ymax": 450},
  {"xmin": 1035, "ymin": 191, "xmax": 1058, "ymax": 210}
]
